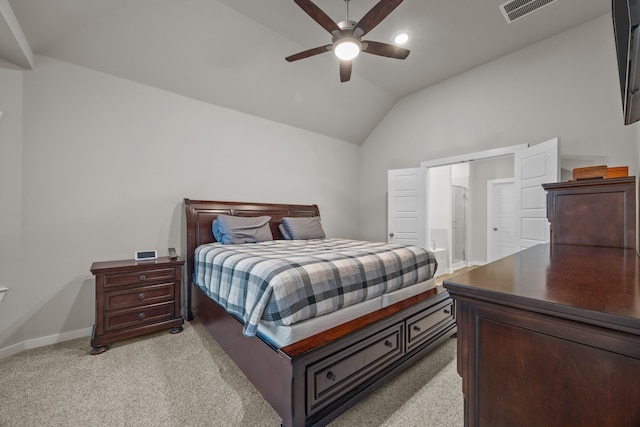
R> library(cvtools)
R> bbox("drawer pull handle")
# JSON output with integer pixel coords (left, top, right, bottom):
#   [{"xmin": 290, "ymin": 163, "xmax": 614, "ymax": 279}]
[
  {"xmin": 413, "ymin": 325, "xmax": 421, "ymax": 332},
  {"xmin": 384, "ymin": 340, "xmax": 393, "ymax": 348},
  {"xmin": 139, "ymin": 274, "xmax": 146, "ymax": 281},
  {"xmin": 138, "ymin": 312, "xmax": 145, "ymax": 319},
  {"xmin": 138, "ymin": 293, "xmax": 145, "ymax": 300},
  {"xmin": 327, "ymin": 371, "xmax": 336, "ymax": 381},
  {"xmin": 444, "ymin": 309, "xmax": 450, "ymax": 314}
]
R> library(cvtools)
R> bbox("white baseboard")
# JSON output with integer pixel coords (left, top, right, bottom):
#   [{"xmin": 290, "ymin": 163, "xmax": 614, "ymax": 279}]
[
  {"xmin": 468, "ymin": 260, "xmax": 487, "ymax": 267},
  {"xmin": 0, "ymin": 327, "xmax": 92, "ymax": 360},
  {"xmin": 444, "ymin": 261, "xmax": 487, "ymax": 275},
  {"xmin": 0, "ymin": 341, "xmax": 25, "ymax": 360}
]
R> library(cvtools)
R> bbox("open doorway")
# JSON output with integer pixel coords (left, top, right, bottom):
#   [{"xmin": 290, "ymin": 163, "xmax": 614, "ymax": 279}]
[
  {"xmin": 427, "ymin": 157, "xmax": 511, "ymax": 273},
  {"xmin": 388, "ymin": 138, "xmax": 559, "ymax": 270}
]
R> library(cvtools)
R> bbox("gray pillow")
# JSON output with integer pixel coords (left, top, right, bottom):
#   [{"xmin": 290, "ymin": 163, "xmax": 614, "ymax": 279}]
[
  {"xmin": 215, "ymin": 214, "xmax": 273, "ymax": 244},
  {"xmin": 281, "ymin": 216, "xmax": 326, "ymax": 240}
]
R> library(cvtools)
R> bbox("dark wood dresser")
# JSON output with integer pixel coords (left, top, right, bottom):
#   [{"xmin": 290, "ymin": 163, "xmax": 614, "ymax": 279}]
[
  {"xmin": 90, "ymin": 257, "xmax": 184, "ymax": 354},
  {"xmin": 445, "ymin": 176, "xmax": 640, "ymax": 426},
  {"xmin": 444, "ymin": 244, "xmax": 640, "ymax": 426}
]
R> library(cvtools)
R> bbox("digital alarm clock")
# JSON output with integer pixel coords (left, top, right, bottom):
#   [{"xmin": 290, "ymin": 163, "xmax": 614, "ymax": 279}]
[{"xmin": 135, "ymin": 250, "xmax": 157, "ymax": 261}]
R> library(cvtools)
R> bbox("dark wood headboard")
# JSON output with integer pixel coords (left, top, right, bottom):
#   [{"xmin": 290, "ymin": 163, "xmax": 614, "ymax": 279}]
[{"xmin": 183, "ymin": 198, "xmax": 320, "ymax": 319}]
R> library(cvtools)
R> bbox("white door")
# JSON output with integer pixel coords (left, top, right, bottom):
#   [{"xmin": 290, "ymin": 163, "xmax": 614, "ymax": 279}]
[
  {"xmin": 514, "ymin": 138, "xmax": 560, "ymax": 249},
  {"xmin": 487, "ymin": 178, "xmax": 516, "ymax": 262},
  {"xmin": 387, "ymin": 168, "xmax": 427, "ymax": 248}
]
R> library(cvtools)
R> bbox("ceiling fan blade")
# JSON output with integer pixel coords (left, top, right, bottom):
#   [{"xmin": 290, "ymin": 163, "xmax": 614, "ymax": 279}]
[
  {"xmin": 362, "ymin": 40, "xmax": 410, "ymax": 59},
  {"xmin": 354, "ymin": 0, "xmax": 404, "ymax": 37},
  {"xmin": 285, "ymin": 45, "xmax": 332, "ymax": 62},
  {"xmin": 340, "ymin": 60, "xmax": 352, "ymax": 82},
  {"xmin": 294, "ymin": 0, "xmax": 340, "ymax": 34}
]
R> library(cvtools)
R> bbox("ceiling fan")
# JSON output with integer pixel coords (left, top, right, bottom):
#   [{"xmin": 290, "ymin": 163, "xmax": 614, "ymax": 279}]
[{"xmin": 285, "ymin": 0, "xmax": 410, "ymax": 82}]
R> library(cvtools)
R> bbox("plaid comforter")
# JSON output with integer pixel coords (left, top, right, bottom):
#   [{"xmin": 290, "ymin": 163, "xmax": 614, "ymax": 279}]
[{"xmin": 194, "ymin": 238, "xmax": 437, "ymax": 337}]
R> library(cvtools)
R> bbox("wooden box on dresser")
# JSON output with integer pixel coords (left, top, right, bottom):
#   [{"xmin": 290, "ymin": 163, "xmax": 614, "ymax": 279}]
[{"xmin": 90, "ymin": 257, "xmax": 184, "ymax": 354}]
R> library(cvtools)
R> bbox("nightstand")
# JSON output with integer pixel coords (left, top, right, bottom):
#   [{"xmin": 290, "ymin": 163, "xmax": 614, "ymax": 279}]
[{"xmin": 90, "ymin": 256, "xmax": 184, "ymax": 354}]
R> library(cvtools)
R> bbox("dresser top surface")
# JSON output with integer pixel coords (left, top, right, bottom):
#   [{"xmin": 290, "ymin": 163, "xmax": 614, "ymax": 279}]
[
  {"xmin": 90, "ymin": 256, "xmax": 184, "ymax": 274},
  {"xmin": 542, "ymin": 176, "xmax": 636, "ymax": 190},
  {"xmin": 444, "ymin": 244, "xmax": 640, "ymax": 331}
]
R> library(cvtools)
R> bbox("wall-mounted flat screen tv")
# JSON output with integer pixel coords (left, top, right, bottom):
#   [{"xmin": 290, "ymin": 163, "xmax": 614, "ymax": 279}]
[{"xmin": 613, "ymin": 0, "xmax": 640, "ymax": 124}]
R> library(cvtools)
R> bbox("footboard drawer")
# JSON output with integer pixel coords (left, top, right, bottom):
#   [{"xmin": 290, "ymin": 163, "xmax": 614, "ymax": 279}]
[
  {"xmin": 306, "ymin": 322, "xmax": 404, "ymax": 415},
  {"xmin": 406, "ymin": 299, "xmax": 454, "ymax": 351}
]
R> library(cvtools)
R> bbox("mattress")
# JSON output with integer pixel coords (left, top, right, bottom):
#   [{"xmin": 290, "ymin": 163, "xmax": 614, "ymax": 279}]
[
  {"xmin": 257, "ymin": 278, "xmax": 436, "ymax": 348},
  {"xmin": 194, "ymin": 238, "xmax": 438, "ymax": 337}
]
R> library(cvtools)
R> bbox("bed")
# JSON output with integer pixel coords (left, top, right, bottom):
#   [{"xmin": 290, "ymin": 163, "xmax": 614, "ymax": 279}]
[{"xmin": 184, "ymin": 199, "xmax": 456, "ymax": 427}]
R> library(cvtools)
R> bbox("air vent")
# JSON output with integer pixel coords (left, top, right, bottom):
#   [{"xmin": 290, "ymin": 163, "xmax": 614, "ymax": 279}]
[{"xmin": 500, "ymin": 0, "xmax": 557, "ymax": 23}]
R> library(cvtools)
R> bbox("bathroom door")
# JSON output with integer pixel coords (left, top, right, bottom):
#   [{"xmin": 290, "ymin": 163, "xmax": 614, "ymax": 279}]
[{"xmin": 487, "ymin": 178, "xmax": 516, "ymax": 262}]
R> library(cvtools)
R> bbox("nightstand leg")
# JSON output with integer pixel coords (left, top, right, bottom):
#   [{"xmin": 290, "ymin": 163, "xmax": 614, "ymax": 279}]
[
  {"xmin": 90, "ymin": 345, "xmax": 109, "ymax": 355},
  {"xmin": 170, "ymin": 326, "xmax": 183, "ymax": 334}
]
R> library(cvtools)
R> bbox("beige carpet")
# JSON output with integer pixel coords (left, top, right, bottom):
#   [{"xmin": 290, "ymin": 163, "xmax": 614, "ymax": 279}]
[{"xmin": 0, "ymin": 321, "xmax": 462, "ymax": 427}]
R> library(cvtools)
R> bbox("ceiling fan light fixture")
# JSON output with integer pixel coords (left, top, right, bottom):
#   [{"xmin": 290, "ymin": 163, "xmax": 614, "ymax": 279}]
[{"xmin": 334, "ymin": 38, "xmax": 361, "ymax": 60}]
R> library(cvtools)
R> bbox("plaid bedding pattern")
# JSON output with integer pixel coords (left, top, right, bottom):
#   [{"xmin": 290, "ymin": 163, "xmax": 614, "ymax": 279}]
[{"xmin": 194, "ymin": 238, "xmax": 437, "ymax": 337}]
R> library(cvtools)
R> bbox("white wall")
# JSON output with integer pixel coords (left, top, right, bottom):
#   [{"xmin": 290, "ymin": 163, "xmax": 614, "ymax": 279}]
[
  {"xmin": 0, "ymin": 67, "xmax": 24, "ymax": 352},
  {"xmin": 0, "ymin": 55, "xmax": 360, "ymax": 356},
  {"xmin": 5, "ymin": 12, "xmax": 640, "ymax": 357},
  {"xmin": 428, "ymin": 165, "xmax": 451, "ymax": 238},
  {"xmin": 427, "ymin": 164, "xmax": 452, "ymax": 251},
  {"xmin": 359, "ymin": 15, "xmax": 639, "ymax": 242}
]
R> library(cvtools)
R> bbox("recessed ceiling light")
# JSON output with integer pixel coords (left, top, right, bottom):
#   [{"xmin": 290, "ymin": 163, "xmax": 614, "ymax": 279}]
[{"xmin": 394, "ymin": 32, "xmax": 409, "ymax": 45}]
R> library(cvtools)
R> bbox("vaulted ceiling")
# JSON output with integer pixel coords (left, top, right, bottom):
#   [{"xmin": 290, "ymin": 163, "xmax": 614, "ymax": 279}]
[{"xmin": 1, "ymin": 0, "xmax": 611, "ymax": 144}]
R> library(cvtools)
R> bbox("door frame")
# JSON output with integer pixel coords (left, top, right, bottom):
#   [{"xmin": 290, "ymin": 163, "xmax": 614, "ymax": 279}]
[{"xmin": 420, "ymin": 144, "xmax": 528, "ymax": 168}]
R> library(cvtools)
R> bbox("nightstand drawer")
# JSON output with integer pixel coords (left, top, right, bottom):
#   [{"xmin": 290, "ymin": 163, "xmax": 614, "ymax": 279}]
[
  {"xmin": 104, "ymin": 283, "xmax": 175, "ymax": 311},
  {"xmin": 104, "ymin": 302, "xmax": 175, "ymax": 332},
  {"xmin": 103, "ymin": 268, "xmax": 176, "ymax": 289}
]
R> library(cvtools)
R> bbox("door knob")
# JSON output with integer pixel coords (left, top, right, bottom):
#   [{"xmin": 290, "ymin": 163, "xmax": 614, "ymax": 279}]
[
  {"xmin": 493, "ymin": 228, "xmax": 498, "ymax": 231},
  {"xmin": 389, "ymin": 232, "xmax": 394, "ymax": 237}
]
